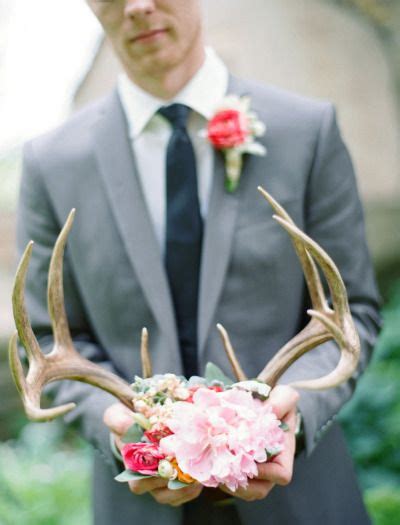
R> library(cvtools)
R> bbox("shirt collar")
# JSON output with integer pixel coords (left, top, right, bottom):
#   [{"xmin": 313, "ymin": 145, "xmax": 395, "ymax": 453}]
[{"xmin": 117, "ymin": 47, "xmax": 229, "ymax": 139}]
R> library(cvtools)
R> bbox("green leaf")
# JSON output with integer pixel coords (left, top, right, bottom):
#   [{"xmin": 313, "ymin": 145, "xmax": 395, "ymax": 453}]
[
  {"xmin": 114, "ymin": 470, "xmax": 151, "ymax": 483},
  {"xmin": 167, "ymin": 479, "xmax": 190, "ymax": 490},
  {"xmin": 204, "ymin": 362, "xmax": 233, "ymax": 386},
  {"xmin": 279, "ymin": 421, "xmax": 290, "ymax": 432},
  {"xmin": 121, "ymin": 423, "xmax": 144, "ymax": 444}
]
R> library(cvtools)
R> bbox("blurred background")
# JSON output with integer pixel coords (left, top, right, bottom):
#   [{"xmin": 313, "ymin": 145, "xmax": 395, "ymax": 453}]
[{"xmin": 0, "ymin": 0, "xmax": 399, "ymax": 523}]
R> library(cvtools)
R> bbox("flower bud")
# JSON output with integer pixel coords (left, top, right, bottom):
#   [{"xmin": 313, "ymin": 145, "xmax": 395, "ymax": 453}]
[
  {"xmin": 158, "ymin": 460, "xmax": 177, "ymax": 480},
  {"xmin": 134, "ymin": 400, "xmax": 147, "ymax": 411}
]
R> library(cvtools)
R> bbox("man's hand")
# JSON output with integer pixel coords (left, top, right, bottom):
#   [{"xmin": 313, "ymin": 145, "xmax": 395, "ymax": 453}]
[
  {"xmin": 103, "ymin": 403, "xmax": 203, "ymax": 506},
  {"xmin": 220, "ymin": 385, "xmax": 299, "ymax": 502}
]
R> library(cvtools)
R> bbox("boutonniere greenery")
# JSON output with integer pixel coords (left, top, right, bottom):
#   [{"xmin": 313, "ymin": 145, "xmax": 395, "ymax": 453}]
[{"xmin": 202, "ymin": 95, "xmax": 267, "ymax": 192}]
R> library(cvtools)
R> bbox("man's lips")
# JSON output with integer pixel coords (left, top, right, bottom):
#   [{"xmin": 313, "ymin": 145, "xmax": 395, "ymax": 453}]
[{"xmin": 131, "ymin": 28, "xmax": 167, "ymax": 43}]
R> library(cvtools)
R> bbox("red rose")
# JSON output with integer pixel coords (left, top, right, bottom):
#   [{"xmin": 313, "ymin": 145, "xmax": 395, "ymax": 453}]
[
  {"xmin": 122, "ymin": 443, "xmax": 165, "ymax": 475},
  {"xmin": 207, "ymin": 109, "xmax": 249, "ymax": 149},
  {"xmin": 144, "ymin": 424, "xmax": 173, "ymax": 444}
]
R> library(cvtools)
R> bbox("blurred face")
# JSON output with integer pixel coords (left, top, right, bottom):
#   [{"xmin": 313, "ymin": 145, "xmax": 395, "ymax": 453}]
[{"xmin": 86, "ymin": 0, "xmax": 203, "ymax": 79}]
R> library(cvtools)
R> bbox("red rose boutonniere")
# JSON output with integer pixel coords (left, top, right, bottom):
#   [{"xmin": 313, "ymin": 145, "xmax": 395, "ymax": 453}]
[{"xmin": 203, "ymin": 95, "xmax": 267, "ymax": 192}]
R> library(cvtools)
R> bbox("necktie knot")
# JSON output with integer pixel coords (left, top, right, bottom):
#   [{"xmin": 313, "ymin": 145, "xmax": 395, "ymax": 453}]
[{"xmin": 158, "ymin": 103, "xmax": 190, "ymax": 129}]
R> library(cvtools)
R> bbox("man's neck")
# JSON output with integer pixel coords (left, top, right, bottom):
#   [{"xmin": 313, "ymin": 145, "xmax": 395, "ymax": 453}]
[{"xmin": 124, "ymin": 46, "xmax": 206, "ymax": 101}]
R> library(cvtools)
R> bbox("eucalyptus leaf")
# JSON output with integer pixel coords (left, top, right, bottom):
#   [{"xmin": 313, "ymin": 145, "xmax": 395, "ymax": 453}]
[
  {"xmin": 204, "ymin": 362, "xmax": 233, "ymax": 386},
  {"xmin": 121, "ymin": 423, "xmax": 144, "ymax": 444},
  {"xmin": 114, "ymin": 470, "xmax": 151, "ymax": 483},
  {"xmin": 279, "ymin": 421, "xmax": 290, "ymax": 432},
  {"xmin": 167, "ymin": 479, "xmax": 190, "ymax": 490}
]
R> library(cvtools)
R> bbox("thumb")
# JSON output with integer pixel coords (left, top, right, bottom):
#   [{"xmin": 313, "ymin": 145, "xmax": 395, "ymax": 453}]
[
  {"xmin": 103, "ymin": 402, "xmax": 135, "ymax": 437},
  {"xmin": 267, "ymin": 385, "xmax": 299, "ymax": 420}
]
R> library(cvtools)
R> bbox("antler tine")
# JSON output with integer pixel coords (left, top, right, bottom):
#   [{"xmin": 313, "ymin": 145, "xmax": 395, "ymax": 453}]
[
  {"xmin": 47, "ymin": 209, "xmax": 75, "ymax": 350},
  {"xmin": 140, "ymin": 327, "xmax": 152, "ymax": 378},
  {"xmin": 288, "ymin": 308, "xmax": 360, "ymax": 391},
  {"xmin": 257, "ymin": 322, "xmax": 331, "ymax": 386},
  {"xmin": 255, "ymin": 188, "xmax": 360, "ymax": 390},
  {"xmin": 273, "ymin": 216, "xmax": 350, "ymax": 318},
  {"xmin": 10, "ymin": 236, "xmax": 77, "ymax": 420},
  {"xmin": 8, "ymin": 329, "xmax": 77, "ymax": 421},
  {"xmin": 217, "ymin": 324, "xmax": 247, "ymax": 381},
  {"xmin": 9, "ymin": 211, "xmax": 137, "ymax": 422},
  {"xmin": 9, "ymin": 331, "xmax": 28, "ymax": 396},
  {"xmin": 12, "ymin": 241, "xmax": 44, "ymax": 362},
  {"xmin": 258, "ymin": 186, "xmax": 326, "ymax": 312}
]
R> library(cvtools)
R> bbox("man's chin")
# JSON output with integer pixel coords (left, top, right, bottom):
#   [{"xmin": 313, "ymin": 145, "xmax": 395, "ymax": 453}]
[{"xmin": 127, "ymin": 50, "xmax": 181, "ymax": 77}]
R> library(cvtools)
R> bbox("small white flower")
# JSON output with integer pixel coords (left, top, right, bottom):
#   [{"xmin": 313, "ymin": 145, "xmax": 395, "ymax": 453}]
[
  {"xmin": 175, "ymin": 387, "xmax": 190, "ymax": 400},
  {"xmin": 158, "ymin": 460, "xmax": 177, "ymax": 480},
  {"xmin": 244, "ymin": 142, "xmax": 267, "ymax": 156},
  {"xmin": 250, "ymin": 120, "xmax": 267, "ymax": 137},
  {"xmin": 149, "ymin": 415, "xmax": 159, "ymax": 425},
  {"xmin": 134, "ymin": 400, "xmax": 147, "ymax": 411}
]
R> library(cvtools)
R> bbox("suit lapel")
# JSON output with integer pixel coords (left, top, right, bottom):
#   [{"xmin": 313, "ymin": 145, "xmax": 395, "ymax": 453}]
[
  {"xmin": 92, "ymin": 89, "xmax": 179, "ymax": 358},
  {"xmin": 198, "ymin": 149, "xmax": 241, "ymax": 354},
  {"xmin": 198, "ymin": 75, "xmax": 250, "ymax": 355}
]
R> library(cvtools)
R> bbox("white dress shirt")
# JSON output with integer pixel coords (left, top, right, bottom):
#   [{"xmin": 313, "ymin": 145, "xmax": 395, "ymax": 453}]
[{"xmin": 117, "ymin": 48, "xmax": 229, "ymax": 254}]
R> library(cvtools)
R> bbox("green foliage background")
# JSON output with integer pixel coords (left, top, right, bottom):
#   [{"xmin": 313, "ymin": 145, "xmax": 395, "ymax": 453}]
[
  {"xmin": 339, "ymin": 282, "xmax": 400, "ymax": 524},
  {"xmin": 0, "ymin": 422, "xmax": 91, "ymax": 525}
]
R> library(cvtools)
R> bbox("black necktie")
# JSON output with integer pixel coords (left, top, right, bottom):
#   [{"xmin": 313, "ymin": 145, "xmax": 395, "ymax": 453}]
[{"xmin": 158, "ymin": 103, "xmax": 203, "ymax": 378}]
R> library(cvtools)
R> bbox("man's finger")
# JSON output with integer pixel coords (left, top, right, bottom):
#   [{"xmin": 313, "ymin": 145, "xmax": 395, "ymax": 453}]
[
  {"xmin": 103, "ymin": 402, "xmax": 135, "ymax": 436},
  {"xmin": 220, "ymin": 480, "xmax": 275, "ymax": 502},
  {"xmin": 151, "ymin": 483, "xmax": 203, "ymax": 506},
  {"xmin": 129, "ymin": 477, "xmax": 169, "ymax": 495},
  {"xmin": 267, "ymin": 385, "xmax": 299, "ymax": 419},
  {"xmin": 257, "ymin": 459, "xmax": 293, "ymax": 486},
  {"xmin": 257, "ymin": 420, "xmax": 296, "ymax": 485}
]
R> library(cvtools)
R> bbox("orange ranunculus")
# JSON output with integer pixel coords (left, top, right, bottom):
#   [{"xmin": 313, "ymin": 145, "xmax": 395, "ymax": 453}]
[{"xmin": 171, "ymin": 459, "xmax": 196, "ymax": 484}]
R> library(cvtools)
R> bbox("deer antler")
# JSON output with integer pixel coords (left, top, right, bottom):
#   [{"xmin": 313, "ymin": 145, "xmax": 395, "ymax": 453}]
[
  {"xmin": 217, "ymin": 186, "xmax": 360, "ymax": 390},
  {"xmin": 9, "ymin": 210, "xmax": 151, "ymax": 421},
  {"xmin": 10, "ymin": 187, "xmax": 361, "ymax": 423}
]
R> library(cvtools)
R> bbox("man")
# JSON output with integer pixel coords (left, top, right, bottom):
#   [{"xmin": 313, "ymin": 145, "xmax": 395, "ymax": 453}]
[{"xmin": 17, "ymin": 0, "xmax": 381, "ymax": 524}]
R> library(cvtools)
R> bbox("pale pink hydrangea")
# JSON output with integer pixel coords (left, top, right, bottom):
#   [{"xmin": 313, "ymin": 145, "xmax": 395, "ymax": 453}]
[{"xmin": 159, "ymin": 388, "xmax": 285, "ymax": 491}]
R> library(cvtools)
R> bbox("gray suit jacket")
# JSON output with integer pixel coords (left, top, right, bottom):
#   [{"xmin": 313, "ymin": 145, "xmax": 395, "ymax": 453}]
[{"xmin": 17, "ymin": 75, "xmax": 381, "ymax": 524}]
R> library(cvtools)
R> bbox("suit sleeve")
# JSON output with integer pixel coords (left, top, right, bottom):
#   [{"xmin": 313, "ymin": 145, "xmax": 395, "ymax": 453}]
[
  {"xmin": 279, "ymin": 104, "xmax": 382, "ymax": 457},
  {"xmin": 17, "ymin": 140, "xmax": 121, "ymax": 474}
]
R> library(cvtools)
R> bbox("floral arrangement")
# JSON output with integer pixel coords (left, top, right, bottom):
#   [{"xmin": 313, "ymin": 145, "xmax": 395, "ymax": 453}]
[
  {"xmin": 115, "ymin": 364, "xmax": 286, "ymax": 492},
  {"xmin": 203, "ymin": 95, "xmax": 267, "ymax": 192}
]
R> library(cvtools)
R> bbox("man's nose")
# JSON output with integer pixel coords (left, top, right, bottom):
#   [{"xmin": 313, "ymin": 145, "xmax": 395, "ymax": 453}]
[{"xmin": 124, "ymin": 0, "xmax": 156, "ymax": 17}]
